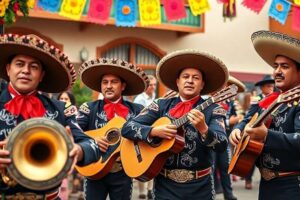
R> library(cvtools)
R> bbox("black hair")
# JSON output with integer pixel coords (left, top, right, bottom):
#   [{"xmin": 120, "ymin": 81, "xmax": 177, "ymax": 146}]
[{"xmin": 57, "ymin": 91, "xmax": 76, "ymax": 106}]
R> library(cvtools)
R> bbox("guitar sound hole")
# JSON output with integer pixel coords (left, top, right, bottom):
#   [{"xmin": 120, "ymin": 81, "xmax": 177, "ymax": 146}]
[{"xmin": 106, "ymin": 129, "xmax": 121, "ymax": 145}]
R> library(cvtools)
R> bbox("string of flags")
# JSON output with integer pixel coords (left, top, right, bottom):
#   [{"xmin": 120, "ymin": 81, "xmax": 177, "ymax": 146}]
[{"xmin": 0, "ymin": 0, "xmax": 300, "ymax": 32}]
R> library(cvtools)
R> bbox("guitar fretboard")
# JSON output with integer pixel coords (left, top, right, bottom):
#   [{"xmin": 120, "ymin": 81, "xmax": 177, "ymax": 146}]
[{"xmin": 172, "ymin": 98, "xmax": 214, "ymax": 128}]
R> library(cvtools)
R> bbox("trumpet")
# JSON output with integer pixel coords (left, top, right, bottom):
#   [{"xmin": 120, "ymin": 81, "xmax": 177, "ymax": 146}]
[{"xmin": 1, "ymin": 118, "xmax": 74, "ymax": 191}]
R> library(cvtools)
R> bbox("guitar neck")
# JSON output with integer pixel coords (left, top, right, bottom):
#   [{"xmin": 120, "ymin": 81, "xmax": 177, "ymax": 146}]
[
  {"xmin": 251, "ymin": 99, "xmax": 279, "ymax": 128},
  {"xmin": 172, "ymin": 98, "xmax": 214, "ymax": 128}
]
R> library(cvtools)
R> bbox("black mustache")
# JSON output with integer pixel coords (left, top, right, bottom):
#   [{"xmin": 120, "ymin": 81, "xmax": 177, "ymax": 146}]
[{"xmin": 274, "ymin": 74, "xmax": 285, "ymax": 79}]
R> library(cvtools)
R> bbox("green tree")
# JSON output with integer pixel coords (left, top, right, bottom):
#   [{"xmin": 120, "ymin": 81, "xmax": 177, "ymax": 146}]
[{"xmin": 72, "ymin": 79, "xmax": 93, "ymax": 107}]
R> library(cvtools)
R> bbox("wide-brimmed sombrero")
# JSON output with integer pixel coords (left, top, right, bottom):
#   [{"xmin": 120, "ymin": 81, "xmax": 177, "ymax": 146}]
[
  {"xmin": 228, "ymin": 76, "xmax": 246, "ymax": 93},
  {"xmin": 252, "ymin": 30, "xmax": 300, "ymax": 67},
  {"xmin": 255, "ymin": 75, "xmax": 274, "ymax": 86},
  {"xmin": 79, "ymin": 58, "xmax": 149, "ymax": 96},
  {"xmin": 0, "ymin": 34, "xmax": 76, "ymax": 93},
  {"xmin": 157, "ymin": 49, "xmax": 229, "ymax": 95}
]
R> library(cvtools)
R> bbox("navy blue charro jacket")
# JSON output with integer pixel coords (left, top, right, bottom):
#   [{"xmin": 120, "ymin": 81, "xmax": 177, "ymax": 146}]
[
  {"xmin": 121, "ymin": 96, "xmax": 228, "ymax": 171},
  {"xmin": 0, "ymin": 86, "xmax": 101, "ymax": 194}
]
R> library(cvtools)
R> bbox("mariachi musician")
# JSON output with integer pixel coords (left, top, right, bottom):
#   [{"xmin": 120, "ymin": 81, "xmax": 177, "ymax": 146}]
[
  {"xmin": 0, "ymin": 34, "xmax": 101, "ymax": 199},
  {"xmin": 230, "ymin": 30, "xmax": 300, "ymax": 199},
  {"xmin": 122, "ymin": 49, "xmax": 229, "ymax": 200},
  {"xmin": 77, "ymin": 58, "xmax": 148, "ymax": 200}
]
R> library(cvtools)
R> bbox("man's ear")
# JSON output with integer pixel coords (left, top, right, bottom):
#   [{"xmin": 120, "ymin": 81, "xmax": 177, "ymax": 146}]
[
  {"xmin": 39, "ymin": 70, "xmax": 45, "ymax": 82},
  {"xmin": 121, "ymin": 82, "xmax": 126, "ymax": 91},
  {"xmin": 6, "ymin": 64, "xmax": 11, "ymax": 77}
]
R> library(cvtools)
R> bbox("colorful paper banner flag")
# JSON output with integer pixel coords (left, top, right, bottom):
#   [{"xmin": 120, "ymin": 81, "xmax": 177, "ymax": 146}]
[
  {"xmin": 59, "ymin": 0, "xmax": 87, "ymax": 20},
  {"xmin": 188, "ymin": 0, "xmax": 211, "ymax": 16},
  {"xmin": 295, "ymin": 0, "xmax": 300, "ymax": 6},
  {"xmin": 268, "ymin": 0, "xmax": 291, "ymax": 25},
  {"xmin": 115, "ymin": 0, "xmax": 137, "ymax": 27},
  {"xmin": 38, "ymin": 0, "xmax": 62, "ymax": 12},
  {"xmin": 139, "ymin": 0, "xmax": 161, "ymax": 26},
  {"xmin": 163, "ymin": 0, "xmax": 186, "ymax": 21},
  {"xmin": 87, "ymin": 0, "xmax": 112, "ymax": 25},
  {"xmin": 242, "ymin": 0, "xmax": 267, "ymax": 14},
  {"xmin": 223, "ymin": 0, "xmax": 236, "ymax": 18},
  {"xmin": 292, "ymin": 6, "xmax": 300, "ymax": 32}
]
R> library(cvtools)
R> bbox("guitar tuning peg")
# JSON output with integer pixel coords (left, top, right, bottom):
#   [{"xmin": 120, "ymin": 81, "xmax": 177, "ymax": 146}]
[
  {"xmin": 293, "ymin": 101, "xmax": 298, "ymax": 106},
  {"xmin": 287, "ymin": 103, "xmax": 292, "ymax": 107}
]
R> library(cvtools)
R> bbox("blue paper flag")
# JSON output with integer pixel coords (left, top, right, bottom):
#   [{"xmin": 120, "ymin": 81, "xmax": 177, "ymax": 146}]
[
  {"xmin": 38, "ymin": 0, "xmax": 62, "ymax": 12},
  {"xmin": 268, "ymin": 0, "xmax": 291, "ymax": 25},
  {"xmin": 115, "ymin": 0, "xmax": 137, "ymax": 27}
]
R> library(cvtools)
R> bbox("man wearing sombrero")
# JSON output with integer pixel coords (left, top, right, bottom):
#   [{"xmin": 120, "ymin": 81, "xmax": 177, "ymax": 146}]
[
  {"xmin": 122, "ymin": 49, "xmax": 229, "ymax": 199},
  {"xmin": 230, "ymin": 31, "xmax": 300, "ymax": 199},
  {"xmin": 0, "ymin": 34, "xmax": 101, "ymax": 198},
  {"xmin": 213, "ymin": 76, "xmax": 245, "ymax": 200},
  {"xmin": 77, "ymin": 58, "xmax": 148, "ymax": 200}
]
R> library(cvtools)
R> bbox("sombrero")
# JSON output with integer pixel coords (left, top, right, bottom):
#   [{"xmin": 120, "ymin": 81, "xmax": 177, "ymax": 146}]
[
  {"xmin": 252, "ymin": 30, "xmax": 300, "ymax": 67},
  {"xmin": 79, "ymin": 58, "xmax": 149, "ymax": 96},
  {"xmin": 228, "ymin": 76, "xmax": 246, "ymax": 93},
  {"xmin": 156, "ymin": 49, "xmax": 229, "ymax": 95},
  {"xmin": 0, "ymin": 34, "xmax": 76, "ymax": 93},
  {"xmin": 255, "ymin": 75, "xmax": 274, "ymax": 86}
]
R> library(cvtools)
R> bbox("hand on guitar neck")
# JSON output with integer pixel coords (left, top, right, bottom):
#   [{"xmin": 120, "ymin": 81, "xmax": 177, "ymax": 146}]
[{"xmin": 149, "ymin": 124, "xmax": 177, "ymax": 140}]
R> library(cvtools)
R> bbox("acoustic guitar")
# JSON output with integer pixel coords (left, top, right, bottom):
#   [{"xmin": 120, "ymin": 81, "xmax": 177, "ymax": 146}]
[
  {"xmin": 75, "ymin": 116, "xmax": 126, "ymax": 179},
  {"xmin": 121, "ymin": 84, "xmax": 238, "ymax": 182},
  {"xmin": 228, "ymin": 85, "xmax": 300, "ymax": 177}
]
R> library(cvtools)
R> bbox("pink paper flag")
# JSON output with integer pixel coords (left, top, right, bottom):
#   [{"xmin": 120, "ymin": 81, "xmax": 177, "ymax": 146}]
[
  {"xmin": 242, "ymin": 0, "xmax": 267, "ymax": 14},
  {"xmin": 292, "ymin": 5, "xmax": 300, "ymax": 32},
  {"xmin": 87, "ymin": 0, "xmax": 112, "ymax": 25},
  {"xmin": 164, "ymin": 0, "xmax": 186, "ymax": 21}
]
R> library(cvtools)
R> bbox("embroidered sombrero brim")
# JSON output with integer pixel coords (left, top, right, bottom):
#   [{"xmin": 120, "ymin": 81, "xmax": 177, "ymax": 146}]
[
  {"xmin": 252, "ymin": 31, "xmax": 300, "ymax": 67},
  {"xmin": 157, "ymin": 49, "xmax": 228, "ymax": 95},
  {"xmin": 79, "ymin": 58, "xmax": 149, "ymax": 96},
  {"xmin": 0, "ymin": 34, "xmax": 76, "ymax": 93},
  {"xmin": 228, "ymin": 76, "xmax": 246, "ymax": 93}
]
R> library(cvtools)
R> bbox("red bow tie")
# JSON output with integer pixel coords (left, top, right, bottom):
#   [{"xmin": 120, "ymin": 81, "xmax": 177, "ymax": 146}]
[
  {"xmin": 169, "ymin": 96, "xmax": 200, "ymax": 119},
  {"xmin": 4, "ymin": 84, "xmax": 46, "ymax": 119},
  {"xmin": 258, "ymin": 92, "xmax": 280, "ymax": 109},
  {"xmin": 103, "ymin": 98, "xmax": 129, "ymax": 120}
]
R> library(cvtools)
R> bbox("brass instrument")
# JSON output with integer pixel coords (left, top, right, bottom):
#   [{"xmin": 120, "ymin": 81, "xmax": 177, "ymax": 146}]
[{"xmin": 1, "ymin": 118, "xmax": 74, "ymax": 190}]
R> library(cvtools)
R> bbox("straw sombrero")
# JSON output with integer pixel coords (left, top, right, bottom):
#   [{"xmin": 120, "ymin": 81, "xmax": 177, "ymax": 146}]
[
  {"xmin": 228, "ymin": 76, "xmax": 246, "ymax": 93},
  {"xmin": 156, "ymin": 49, "xmax": 229, "ymax": 95},
  {"xmin": 252, "ymin": 30, "xmax": 300, "ymax": 67},
  {"xmin": 0, "ymin": 34, "xmax": 76, "ymax": 93},
  {"xmin": 79, "ymin": 58, "xmax": 149, "ymax": 96}
]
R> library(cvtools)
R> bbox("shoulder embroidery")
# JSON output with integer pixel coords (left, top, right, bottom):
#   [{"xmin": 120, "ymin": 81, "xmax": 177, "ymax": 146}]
[
  {"xmin": 64, "ymin": 105, "xmax": 78, "ymax": 117},
  {"xmin": 213, "ymin": 107, "xmax": 226, "ymax": 117},
  {"xmin": 147, "ymin": 100, "xmax": 159, "ymax": 112},
  {"xmin": 79, "ymin": 102, "xmax": 90, "ymax": 115}
]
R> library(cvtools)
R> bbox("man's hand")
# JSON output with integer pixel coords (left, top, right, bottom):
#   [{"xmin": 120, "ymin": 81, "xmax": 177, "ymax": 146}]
[
  {"xmin": 187, "ymin": 109, "xmax": 208, "ymax": 136},
  {"xmin": 244, "ymin": 123, "xmax": 267, "ymax": 143},
  {"xmin": 229, "ymin": 129, "xmax": 242, "ymax": 146},
  {"xmin": 149, "ymin": 124, "xmax": 177, "ymax": 140},
  {"xmin": 0, "ymin": 141, "xmax": 11, "ymax": 170},
  {"xmin": 95, "ymin": 137, "xmax": 109, "ymax": 152}
]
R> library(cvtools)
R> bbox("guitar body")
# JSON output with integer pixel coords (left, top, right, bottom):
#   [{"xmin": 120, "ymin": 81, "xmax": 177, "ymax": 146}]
[
  {"xmin": 121, "ymin": 117, "xmax": 185, "ymax": 182},
  {"xmin": 75, "ymin": 116, "xmax": 126, "ymax": 180},
  {"xmin": 228, "ymin": 113, "xmax": 264, "ymax": 177}
]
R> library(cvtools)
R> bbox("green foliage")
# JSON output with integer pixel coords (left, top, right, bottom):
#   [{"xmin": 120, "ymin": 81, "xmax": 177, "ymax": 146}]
[
  {"xmin": 0, "ymin": 0, "xmax": 31, "ymax": 25},
  {"xmin": 72, "ymin": 79, "xmax": 93, "ymax": 107}
]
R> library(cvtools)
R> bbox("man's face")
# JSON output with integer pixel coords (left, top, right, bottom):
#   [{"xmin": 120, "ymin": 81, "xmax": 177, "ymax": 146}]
[
  {"xmin": 145, "ymin": 78, "xmax": 157, "ymax": 96},
  {"xmin": 260, "ymin": 83, "xmax": 274, "ymax": 96},
  {"xmin": 273, "ymin": 55, "xmax": 300, "ymax": 92},
  {"xmin": 176, "ymin": 68, "xmax": 204, "ymax": 99},
  {"xmin": 101, "ymin": 74, "xmax": 126, "ymax": 101},
  {"xmin": 6, "ymin": 54, "xmax": 44, "ymax": 94}
]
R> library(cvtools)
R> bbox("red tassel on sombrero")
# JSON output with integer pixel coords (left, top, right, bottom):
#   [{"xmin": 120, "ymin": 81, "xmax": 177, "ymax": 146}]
[{"xmin": 5, "ymin": 84, "xmax": 46, "ymax": 119}]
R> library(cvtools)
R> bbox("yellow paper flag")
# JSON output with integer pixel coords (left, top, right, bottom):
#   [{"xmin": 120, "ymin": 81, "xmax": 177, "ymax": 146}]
[
  {"xmin": 188, "ymin": 0, "xmax": 211, "ymax": 16},
  {"xmin": 59, "ymin": 0, "xmax": 87, "ymax": 20},
  {"xmin": 139, "ymin": 0, "xmax": 161, "ymax": 26},
  {"xmin": 295, "ymin": 0, "xmax": 300, "ymax": 5}
]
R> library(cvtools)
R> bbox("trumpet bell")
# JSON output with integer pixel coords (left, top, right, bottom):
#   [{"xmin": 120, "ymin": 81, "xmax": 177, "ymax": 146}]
[{"xmin": 6, "ymin": 118, "xmax": 74, "ymax": 191}]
